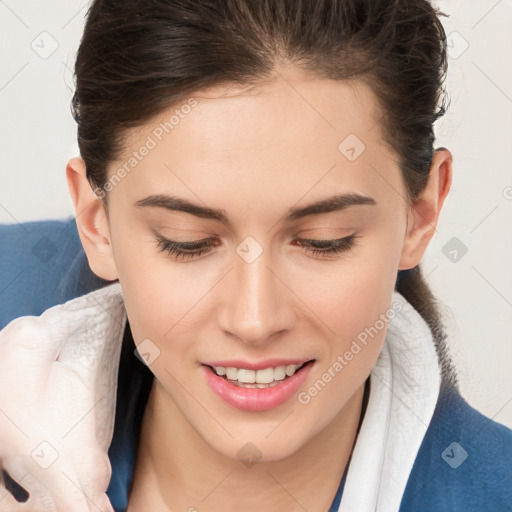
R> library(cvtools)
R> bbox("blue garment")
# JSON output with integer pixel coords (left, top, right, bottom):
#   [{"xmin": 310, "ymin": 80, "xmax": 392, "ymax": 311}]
[{"xmin": 1, "ymin": 219, "xmax": 511, "ymax": 511}]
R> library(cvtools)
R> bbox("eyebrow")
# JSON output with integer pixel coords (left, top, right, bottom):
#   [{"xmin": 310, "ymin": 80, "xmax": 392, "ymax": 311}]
[{"xmin": 135, "ymin": 193, "xmax": 376, "ymax": 228}]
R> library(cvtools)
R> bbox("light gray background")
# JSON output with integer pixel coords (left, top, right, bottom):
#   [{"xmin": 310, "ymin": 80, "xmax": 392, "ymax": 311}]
[{"xmin": 1, "ymin": 0, "xmax": 511, "ymax": 428}]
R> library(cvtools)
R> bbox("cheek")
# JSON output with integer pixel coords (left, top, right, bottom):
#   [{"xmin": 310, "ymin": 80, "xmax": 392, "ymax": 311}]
[
  {"xmin": 314, "ymin": 269, "xmax": 393, "ymax": 384},
  {"xmin": 111, "ymin": 226, "xmax": 180, "ymax": 316},
  {"xmin": 111, "ymin": 234, "xmax": 217, "ymax": 374},
  {"xmin": 291, "ymin": 236, "xmax": 400, "ymax": 345},
  {"xmin": 296, "ymin": 272, "xmax": 394, "ymax": 434},
  {"xmin": 290, "ymin": 228, "xmax": 401, "ymax": 398}
]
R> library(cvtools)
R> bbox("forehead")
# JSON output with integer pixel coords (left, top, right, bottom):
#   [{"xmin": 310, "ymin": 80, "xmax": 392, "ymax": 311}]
[
  {"xmin": 121, "ymin": 66, "xmax": 383, "ymax": 152},
  {"xmin": 110, "ymin": 67, "xmax": 402, "ymax": 216}
]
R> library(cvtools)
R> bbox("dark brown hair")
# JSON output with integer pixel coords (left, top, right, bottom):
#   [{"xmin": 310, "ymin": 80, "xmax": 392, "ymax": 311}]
[{"xmin": 72, "ymin": 0, "xmax": 457, "ymax": 387}]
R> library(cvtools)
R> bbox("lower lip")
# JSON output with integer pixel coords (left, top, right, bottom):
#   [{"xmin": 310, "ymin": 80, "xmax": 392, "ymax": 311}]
[{"xmin": 201, "ymin": 361, "xmax": 314, "ymax": 412}]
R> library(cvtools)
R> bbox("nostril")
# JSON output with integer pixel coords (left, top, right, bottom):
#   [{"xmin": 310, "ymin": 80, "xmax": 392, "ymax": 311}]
[{"xmin": 1, "ymin": 468, "xmax": 30, "ymax": 503}]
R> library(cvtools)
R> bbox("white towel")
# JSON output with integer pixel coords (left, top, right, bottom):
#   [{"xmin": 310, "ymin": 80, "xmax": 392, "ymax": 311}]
[{"xmin": 338, "ymin": 291, "xmax": 441, "ymax": 512}]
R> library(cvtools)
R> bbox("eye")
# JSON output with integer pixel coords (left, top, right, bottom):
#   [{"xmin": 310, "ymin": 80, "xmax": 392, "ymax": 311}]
[
  {"xmin": 154, "ymin": 234, "xmax": 358, "ymax": 261},
  {"xmin": 154, "ymin": 236, "xmax": 219, "ymax": 261},
  {"xmin": 292, "ymin": 234, "xmax": 358, "ymax": 256}
]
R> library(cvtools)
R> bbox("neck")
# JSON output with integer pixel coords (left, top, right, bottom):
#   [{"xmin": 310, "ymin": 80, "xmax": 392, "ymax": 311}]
[{"xmin": 127, "ymin": 379, "xmax": 366, "ymax": 512}]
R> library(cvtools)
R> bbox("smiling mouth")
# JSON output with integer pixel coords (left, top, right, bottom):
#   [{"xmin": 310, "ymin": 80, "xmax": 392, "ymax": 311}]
[{"xmin": 205, "ymin": 360, "xmax": 315, "ymax": 388}]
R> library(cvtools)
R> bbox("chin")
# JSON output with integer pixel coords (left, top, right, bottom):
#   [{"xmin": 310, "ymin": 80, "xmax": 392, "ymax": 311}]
[{"xmin": 199, "ymin": 420, "xmax": 314, "ymax": 464}]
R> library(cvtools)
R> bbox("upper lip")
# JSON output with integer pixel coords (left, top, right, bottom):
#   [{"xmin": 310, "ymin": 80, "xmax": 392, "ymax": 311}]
[{"xmin": 202, "ymin": 358, "xmax": 315, "ymax": 371}]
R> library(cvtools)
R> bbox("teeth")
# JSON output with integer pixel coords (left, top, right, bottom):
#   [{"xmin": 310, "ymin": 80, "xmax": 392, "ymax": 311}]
[
  {"xmin": 238, "ymin": 369, "xmax": 256, "ymax": 384},
  {"xmin": 285, "ymin": 364, "xmax": 297, "ymax": 377},
  {"xmin": 255, "ymin": 367, "xmax": 274, "ymax": 384},
  {"xmin": 273, "ymin": 366, "xmax": 286, "ymax": 381},
  {"xmin": 225, "ymin": 367, "xmax": 238, "ymax": 380},
  {"xmin": 214, "ymin": 363, "xmax": 304, "ymax": 384}
]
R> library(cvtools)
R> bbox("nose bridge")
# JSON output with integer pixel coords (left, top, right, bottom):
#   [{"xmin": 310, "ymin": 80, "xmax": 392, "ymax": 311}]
[{"xmin": 218, "ymin": 240, "xmax": 293, "ymax": 344}]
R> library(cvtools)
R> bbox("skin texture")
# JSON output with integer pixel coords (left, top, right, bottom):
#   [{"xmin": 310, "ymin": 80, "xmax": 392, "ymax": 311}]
[{"xmin": 66, "ymin": 66, "xmax": 452, "ymax": 511}]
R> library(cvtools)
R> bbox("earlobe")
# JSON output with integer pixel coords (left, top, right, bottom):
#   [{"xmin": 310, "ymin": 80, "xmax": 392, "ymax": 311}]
[
  {"xmin": 65, "ymin": 157, "xmax": 119, "ymax": 281},
  {"xmin": 398, "ymin": 148, "xmax": 453, "ymax": 270}
]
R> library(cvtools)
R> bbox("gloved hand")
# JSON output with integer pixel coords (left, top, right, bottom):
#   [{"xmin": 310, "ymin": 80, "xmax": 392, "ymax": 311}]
[{"xmin": 0, "ymin": 283, "xmax": 125, "ymax": 511}]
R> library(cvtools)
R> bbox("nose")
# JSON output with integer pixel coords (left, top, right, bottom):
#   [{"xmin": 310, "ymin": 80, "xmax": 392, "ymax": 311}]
[{"xmin": 217, "ymin": 244, "xmax": 296, "ymax": 346}]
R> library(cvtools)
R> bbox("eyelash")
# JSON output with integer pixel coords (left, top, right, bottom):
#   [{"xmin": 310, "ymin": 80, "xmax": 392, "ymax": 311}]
[{"xmin": 154, "ymin": 234, "xmax": 358, "ymax": 261}]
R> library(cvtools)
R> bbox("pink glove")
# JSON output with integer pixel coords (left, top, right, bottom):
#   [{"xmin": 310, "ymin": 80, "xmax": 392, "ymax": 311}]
[{"xmin": 0, "ymin": 283, "xmax": 125, "ymax": 512}]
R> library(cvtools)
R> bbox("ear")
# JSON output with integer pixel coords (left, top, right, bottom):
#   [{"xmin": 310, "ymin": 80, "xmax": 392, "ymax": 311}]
[
  {"xmin": 399, "ymin": 148, "xmax": 453, "ymax": 270},
  {"xmin": 66, "ymin": 157, "xmax": 119, "ymax": 281}
]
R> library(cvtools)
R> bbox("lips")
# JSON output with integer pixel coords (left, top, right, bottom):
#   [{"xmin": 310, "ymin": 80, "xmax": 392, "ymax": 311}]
[{"xmin": 201, "ymin": 359, "xmax": 315, "ymax": 412}]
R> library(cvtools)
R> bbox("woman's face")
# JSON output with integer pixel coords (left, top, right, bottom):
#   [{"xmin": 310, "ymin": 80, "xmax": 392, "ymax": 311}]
[{"xmin": 98, "ymin": 68, "xmax": 417, "ymax": 460}]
